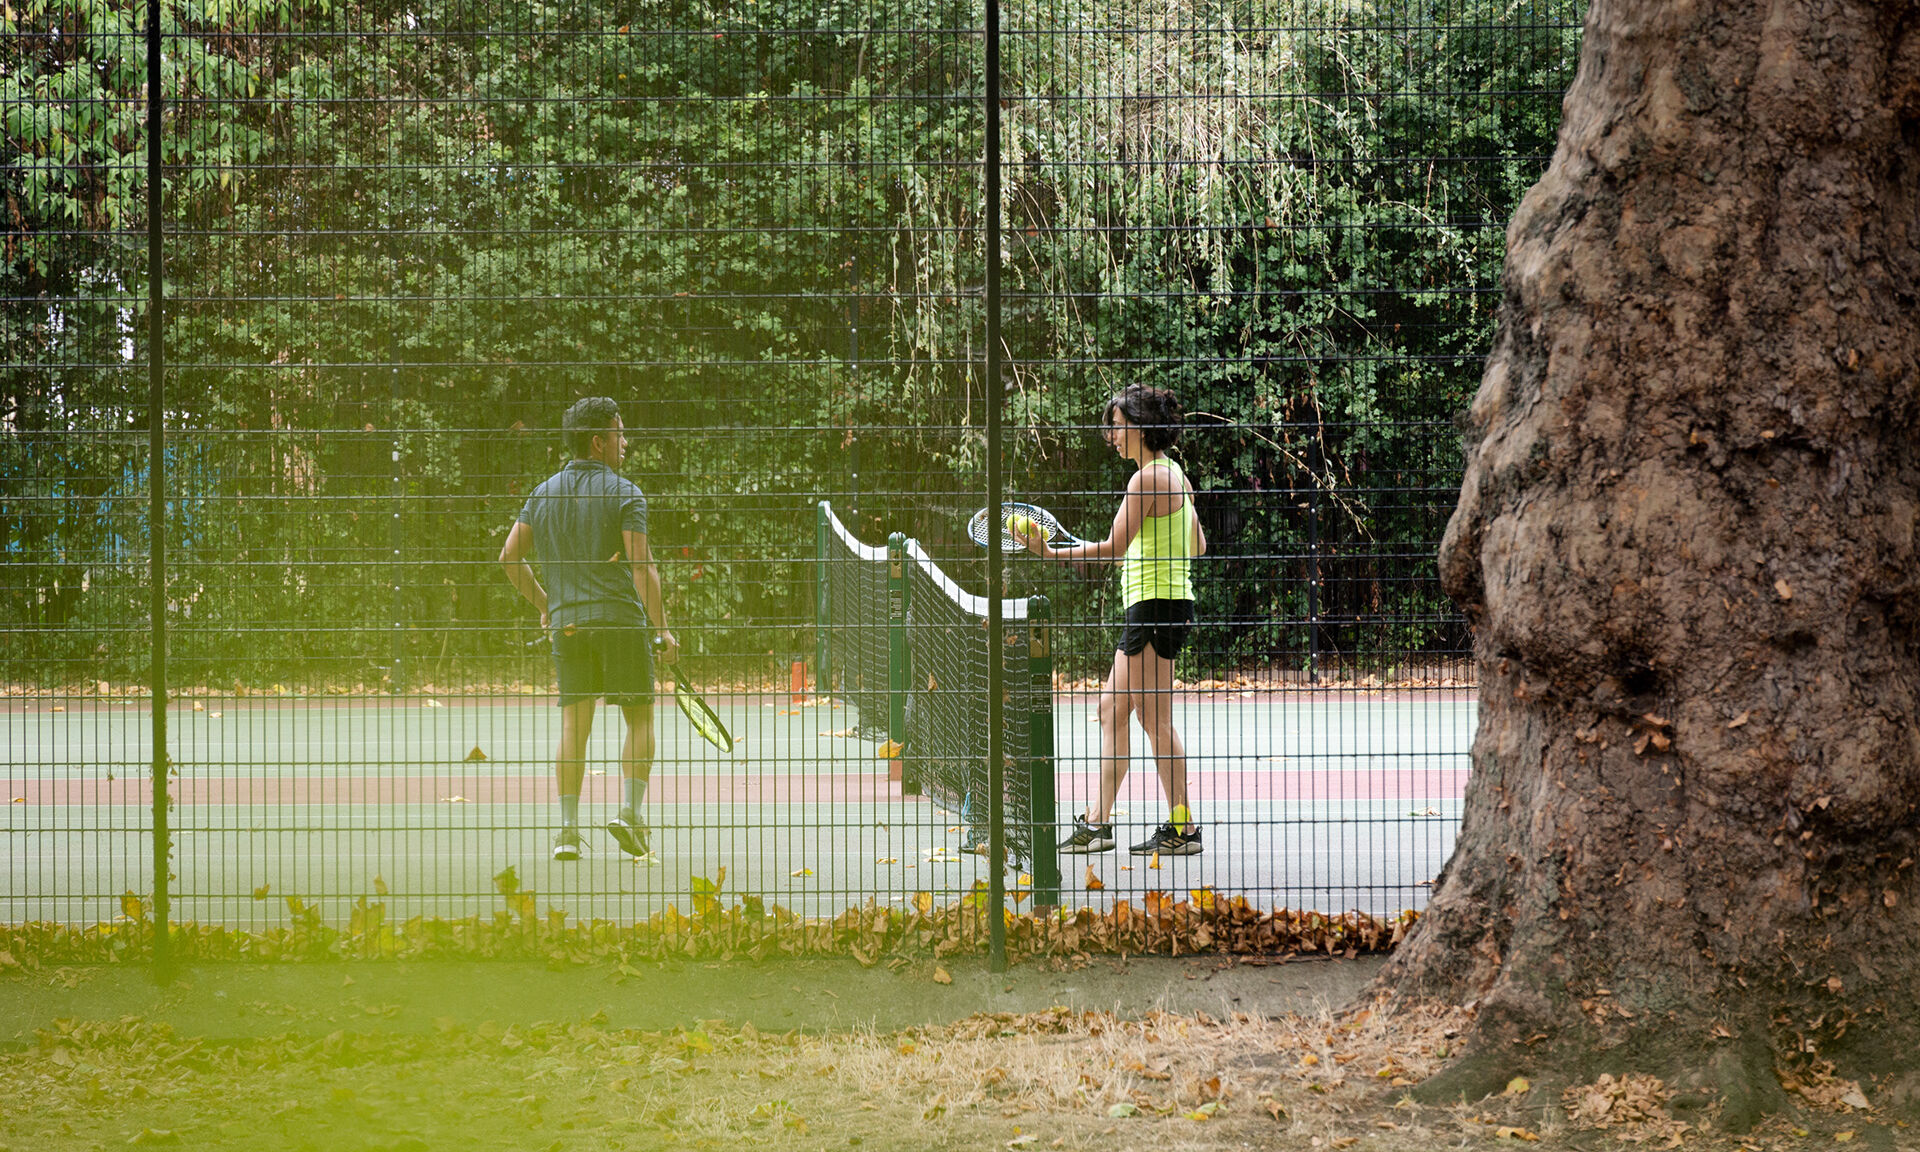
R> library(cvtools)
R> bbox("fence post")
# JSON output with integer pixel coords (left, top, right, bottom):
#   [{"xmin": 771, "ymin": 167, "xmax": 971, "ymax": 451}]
[
  {"xmin": 1027, "ymin": 596, "xmax": 1058, "ymax": 909},
  {"xmin": 144, "ymin": 0, "xmax": 171, "ymax": 982},
  {"xmin": 887, "ymin": 532, "xmax": 915, "ymax": 794},
  {"xmin": 984, "ymin": 0, "xmax": 1006, "ymax": 977}
]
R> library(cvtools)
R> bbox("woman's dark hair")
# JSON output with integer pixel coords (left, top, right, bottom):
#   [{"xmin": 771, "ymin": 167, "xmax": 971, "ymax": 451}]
[
  {"xmin": 562, "ymin": 396, "xmax": 621, "ymax": 457},
  {"xmin": 1103, "ymin": 385, "xmax": 1183, "ymax": 451}
]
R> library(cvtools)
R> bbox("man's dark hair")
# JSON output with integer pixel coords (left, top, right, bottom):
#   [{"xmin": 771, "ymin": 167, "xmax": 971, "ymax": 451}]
[{"xmin": 562, "ymin": 396, "xmax": 621, "ymax": 458}]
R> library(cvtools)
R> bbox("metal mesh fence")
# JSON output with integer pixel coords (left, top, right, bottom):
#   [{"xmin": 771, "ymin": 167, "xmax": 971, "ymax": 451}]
[{"xmin": 4, "ymin": 0, "xmax": 1582, "ymax": 952}]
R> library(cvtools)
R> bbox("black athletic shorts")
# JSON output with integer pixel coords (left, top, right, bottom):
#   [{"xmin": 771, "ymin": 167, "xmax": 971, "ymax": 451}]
[
  {"xmin": 1118, "ymin": 598, "xmax": 1195, "ymax": 661},
  {"xmin": 552, "ymin": 623, "xmax": 654, "ymax": 707}
]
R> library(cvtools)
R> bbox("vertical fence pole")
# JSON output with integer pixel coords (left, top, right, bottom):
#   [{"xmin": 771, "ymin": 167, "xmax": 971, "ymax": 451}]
[
  {"xmin": 145, "ymin": 0, "xmax": 171, "ymax": 980},
  {"xmin": 983, "ymin": 0, "xmax": 1006, "ymax": 974}
]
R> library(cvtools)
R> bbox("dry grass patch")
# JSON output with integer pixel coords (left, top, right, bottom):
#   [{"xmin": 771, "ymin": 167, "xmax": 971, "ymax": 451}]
[{"xmin": 1, "ymin": 998, "xmax": 1905, "ymax": 1150}]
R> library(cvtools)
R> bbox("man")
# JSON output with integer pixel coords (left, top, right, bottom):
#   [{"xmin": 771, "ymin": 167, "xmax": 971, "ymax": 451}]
[{"xmin": 500, "ymin": 397, "xmax": 679, "ymax": 861}]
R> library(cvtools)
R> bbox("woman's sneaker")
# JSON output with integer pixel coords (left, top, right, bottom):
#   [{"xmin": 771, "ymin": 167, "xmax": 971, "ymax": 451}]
[
  {"xmin": 1058, "ymin": 816, "xmax": 1115, "ymax": 853},
  {"xmin": 1130, "ymin": 822, "xmax": 1202, "ymax": 856},
  {"xmin": 551, "ymin": 828, "xmax": 583, "ymax": 861}
]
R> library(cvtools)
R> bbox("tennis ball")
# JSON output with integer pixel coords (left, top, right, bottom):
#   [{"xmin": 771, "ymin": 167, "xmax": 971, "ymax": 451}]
[{"xmin": 1005, "ymin": 512, "xmax": 1036, "ymax": 539}]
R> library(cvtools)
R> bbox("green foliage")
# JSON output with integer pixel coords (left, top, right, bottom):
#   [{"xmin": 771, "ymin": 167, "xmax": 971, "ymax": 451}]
[{"xmin": 4, "ymin": 0, "xmax": 1582, "ymax": 684}]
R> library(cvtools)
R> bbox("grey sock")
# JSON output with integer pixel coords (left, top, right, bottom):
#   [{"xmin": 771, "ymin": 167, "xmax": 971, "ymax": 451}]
[
  {"xmin": 559, "ymin": 794, "xmax": 580, "ymax": 828},
  {"xmin": 624, "ymin": 776, "xmax": 648, "ymax": 815}
]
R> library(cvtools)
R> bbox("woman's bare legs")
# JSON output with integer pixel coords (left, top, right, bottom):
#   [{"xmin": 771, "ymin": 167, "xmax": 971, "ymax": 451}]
[{"xmin": 1087, "ymin": 644, "xmax": 1187, "ymax": 824}]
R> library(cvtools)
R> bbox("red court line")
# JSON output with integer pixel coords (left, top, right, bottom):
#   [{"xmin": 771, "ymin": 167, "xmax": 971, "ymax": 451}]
[{"xmin": 11, "ymin": 769, "xmax": 1468, "ymax": 807}]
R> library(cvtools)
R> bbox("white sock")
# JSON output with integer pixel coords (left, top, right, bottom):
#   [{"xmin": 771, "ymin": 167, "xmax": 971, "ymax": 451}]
[
  {"xmin": 559, "ymin": 795, "xmax": 580, "ymax": 828},
  {"xmin": 624, "ymin": 776, "xmax": 648, "ymax": 815}
]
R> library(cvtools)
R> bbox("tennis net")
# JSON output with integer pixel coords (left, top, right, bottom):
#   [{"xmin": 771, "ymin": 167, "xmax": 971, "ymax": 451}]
[
  {"xmin": 817, "ymin": 502, "xmax": 894, "ymax": 740},
  {"xmin": 817, "ymin": 501, "xmax": 1055, "ymax": 872}
]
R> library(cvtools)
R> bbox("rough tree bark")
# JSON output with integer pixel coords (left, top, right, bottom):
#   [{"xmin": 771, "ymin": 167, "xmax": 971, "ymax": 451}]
[{"xmin": 1376, "ymin": 0, "xmax": 1920, "ymax": 1124}]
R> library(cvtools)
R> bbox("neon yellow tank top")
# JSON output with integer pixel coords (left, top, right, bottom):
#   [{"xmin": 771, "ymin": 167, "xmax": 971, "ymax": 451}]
[{"xmin": 1122, "ymin": 458, "xmax": 1195, "ymax": 606}]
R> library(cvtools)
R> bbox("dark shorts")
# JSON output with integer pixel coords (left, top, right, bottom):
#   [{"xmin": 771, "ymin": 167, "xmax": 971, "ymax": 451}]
[
  {"xmin": 552, "ymin": 623, "xmax": 655, "ymax": 707},
  {"xmin": 1119, "ymin": 599, "xmax": 1195, "ymax": 661}
]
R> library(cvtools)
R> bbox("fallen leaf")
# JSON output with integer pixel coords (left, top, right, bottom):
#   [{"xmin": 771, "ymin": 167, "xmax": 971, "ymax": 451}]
[
  {"xmin": 440, "ymin": 795, "xmax": 469, "ymax": 803},
  {"xmin": 1107, "ymin": 1103, "xmax": 1139, "ymax": 1119},
  {"xmin": 1008, "ymin": 1135, "xmax": 1038, "ymax": 1148},
  {"xmin": 1505, "ymin": 1076, "xmax": 1531, "ymax": 1096},
  {"xmin": 933, "ymin": 967, "xmax": 953, "ymax": 985},
  {"xmin": 1085, "ymin": 866, "xmax": 1104, "ymax": 891},
  {"xmin": 790, "ymin": 867, "xmax": 814, "ymax": 877},
  {"xmin": 426, "ymin": 699, "xmax": 443, "ymax": 708},
  {"xmin": 1148, "ymin": 852, "xmax": 1161, "ymax": 870},
  {"xmin": 1775, "ymin": 578, "xmax": 1793, "ymax": 600},
  {"xmin": 877, "ymin": 740, "xmax": 904, "ymax": 758},
  {"xmin": 252, "ymin": 884, "xmax": 270, "ymax": 900},
  {"xmin": 1494, "ymin": 1127, "xmax": 1540, "ymax": 1142},
  {"xmin": 466, "ymin": 745, "xmax": 488, "ymax": 762}
]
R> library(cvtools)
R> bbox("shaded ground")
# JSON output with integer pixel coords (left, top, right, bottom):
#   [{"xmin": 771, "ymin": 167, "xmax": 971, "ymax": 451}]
[
  {"xmin": 0, "ymin": 956, "xmax": 1904, "ymax": 1150},
  {"xmin": 0, "ymin": 954, "xmax": 1381, "ymax": 1044}
]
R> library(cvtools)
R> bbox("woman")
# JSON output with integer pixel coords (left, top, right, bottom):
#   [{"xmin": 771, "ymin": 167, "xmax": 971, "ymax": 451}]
[{"xmin": 1017, "ymin": 385, "xmax": 1207, "ymax": 856}]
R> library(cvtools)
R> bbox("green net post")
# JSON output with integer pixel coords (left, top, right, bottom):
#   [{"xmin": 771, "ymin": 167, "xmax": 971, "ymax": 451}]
[
  {"xmin": 888, "ymin": 532, "xmax": 916, "ymax": 794},
  {"xmin": 1027, "ymin": 596, "xmax": 1059, "ymax": 907},
  {"xmin": 815, "ymin": 501, "xmax": 830, "ymax": 697}
]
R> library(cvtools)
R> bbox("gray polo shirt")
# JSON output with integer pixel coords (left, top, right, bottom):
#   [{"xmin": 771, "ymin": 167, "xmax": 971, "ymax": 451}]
[{"xmin": 517, "ymin": 459, "xmax": 650, "ymax": 628}]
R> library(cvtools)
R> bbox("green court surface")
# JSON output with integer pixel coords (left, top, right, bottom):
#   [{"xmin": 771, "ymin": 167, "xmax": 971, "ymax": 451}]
[{"xmin": 4, "ymin": 689, "xmax": 1472, "ymax": 929}]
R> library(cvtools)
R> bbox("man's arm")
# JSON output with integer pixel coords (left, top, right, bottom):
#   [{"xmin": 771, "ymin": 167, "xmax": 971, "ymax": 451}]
[
  {"xmin": 624, "ymin": 528, "xmax": 679, "ymax": 663},
  {"xmin": 499, "ymin": 520, "xmax": 549, "ymax": 630}
]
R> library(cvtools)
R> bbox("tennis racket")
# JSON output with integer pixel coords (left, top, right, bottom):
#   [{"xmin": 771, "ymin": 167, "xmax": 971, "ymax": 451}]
[
  {"xmin": 656, "ymin": 638, "xmax": 733, "ymax": 753},
  {"xmin": 967, "ymin": 501, "xmax": 1088, "ymax": 552}
]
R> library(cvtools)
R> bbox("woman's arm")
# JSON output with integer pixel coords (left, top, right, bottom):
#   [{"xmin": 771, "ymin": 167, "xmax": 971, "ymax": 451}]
[
  {"xmin": 1030, "ymin": 468, "xmax": 1163, "ymax": 561},
  {"xmin": 1189, "ymin": 481, "xmax": 1208, "ymax": 556}
]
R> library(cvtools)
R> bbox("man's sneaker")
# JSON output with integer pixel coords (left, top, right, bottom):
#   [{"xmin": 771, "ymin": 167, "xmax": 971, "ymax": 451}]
[
  {"xmin": 551, "ymin": 828, "xmax": 583, "ymax": 861},
  {"xmin": 607, "ymin": 811, "xmax": 650, "ymax": 857},
  {"xmin": 1058, "ymin": 816, "xmax": 1115, "ymax": 853},
  {"xmin": 1130, "ymin": 822, "xmax": 1202, "ymax": 856}
]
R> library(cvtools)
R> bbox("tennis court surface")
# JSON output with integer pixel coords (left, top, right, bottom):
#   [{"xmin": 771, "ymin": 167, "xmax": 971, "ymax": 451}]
[{"xmin": 4, "ymin": 686, "xmax": 1469, "ymax": 929}]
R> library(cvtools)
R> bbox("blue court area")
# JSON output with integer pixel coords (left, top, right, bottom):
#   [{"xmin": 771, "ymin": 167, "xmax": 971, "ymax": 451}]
[{"xmin": 3, "ymin": 688, "xmax": 1471, "ymax": 931}]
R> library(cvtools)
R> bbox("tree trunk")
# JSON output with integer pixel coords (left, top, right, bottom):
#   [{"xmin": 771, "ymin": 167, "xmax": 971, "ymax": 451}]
[{"xmin": 1377, "ymin": 0, "xmax": 1920, "ymax": 1122}]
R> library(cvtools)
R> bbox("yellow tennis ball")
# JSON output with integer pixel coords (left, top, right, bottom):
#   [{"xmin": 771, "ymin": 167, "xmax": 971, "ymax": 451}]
[{"xmin": 1005, "ymin": 512, "xmax": 1035, "ymax": 538}]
